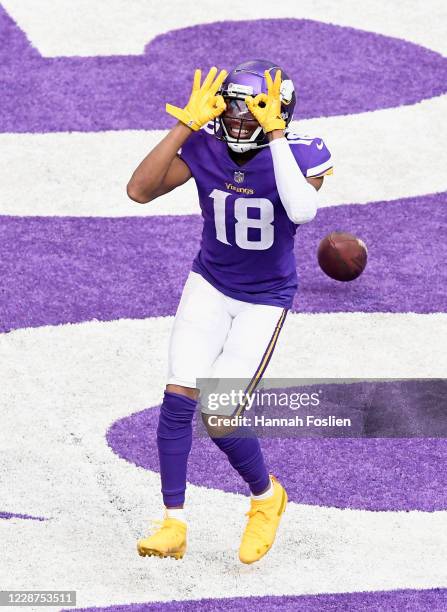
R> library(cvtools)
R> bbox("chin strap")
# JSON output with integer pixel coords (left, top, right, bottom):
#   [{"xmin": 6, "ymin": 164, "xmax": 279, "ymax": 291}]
[
  {"xmin": 215, "ymin": 114, "xmax": 267, "ymax": 153},
  {"xmin": 227, "ymin": 141, "xmax": 270, "ymax": 153}
]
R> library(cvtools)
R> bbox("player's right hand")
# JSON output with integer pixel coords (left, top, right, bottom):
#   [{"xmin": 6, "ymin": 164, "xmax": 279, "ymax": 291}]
[{"xmin": 166, "ymin": 67, "xmax": 228, "ymax": 131}]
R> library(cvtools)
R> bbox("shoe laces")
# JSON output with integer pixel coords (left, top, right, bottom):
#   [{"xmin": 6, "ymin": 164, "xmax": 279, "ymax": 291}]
[
  {"xmin": 146, "ymin": 519, "xmax": 165, "ymax": 536},
  {"xmin": 244, "ymin": 507, "xmax": 272, "ymax": 545},
  {"xmin": 147, "ymin": 517, "xmax": 185, "ymax": 537}
]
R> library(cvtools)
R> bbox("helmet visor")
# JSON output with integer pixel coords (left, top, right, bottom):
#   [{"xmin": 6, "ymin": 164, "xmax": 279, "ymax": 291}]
[{"xmin": 221, "ymin": 97, "xmax": 259, "ymax": 140}]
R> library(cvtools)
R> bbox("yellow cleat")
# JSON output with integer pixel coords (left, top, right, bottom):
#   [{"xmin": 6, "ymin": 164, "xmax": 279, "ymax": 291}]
[
  {"xmin": 137, "ymin": 517, "xmax": 187, "ymax": 560},
  {"xmin": 239, "ymin": 475, "xmax": 287, "ymax": 564}
]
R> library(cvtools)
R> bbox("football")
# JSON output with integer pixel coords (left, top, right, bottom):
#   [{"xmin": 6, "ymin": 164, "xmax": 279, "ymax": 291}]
[{"xmin": 317, "ymin": 231, "xmax": 368, "ymax": 281}]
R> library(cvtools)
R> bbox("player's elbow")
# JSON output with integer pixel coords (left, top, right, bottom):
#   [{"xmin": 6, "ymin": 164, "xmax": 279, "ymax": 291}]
[
  {"xmin": 126, "ymin": 182, "xmax": 151, "ymax": 204},
  {"xmin": 292, "ymin": 208, "xmax": 317, "ymax": 224},
  {"xmin": 286, "ymin": 199, "xmax": 317, "ymax": 224}
]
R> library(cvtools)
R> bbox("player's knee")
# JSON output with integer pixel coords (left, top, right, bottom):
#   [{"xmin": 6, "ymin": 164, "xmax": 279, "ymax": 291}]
[
  {"xmin": 158, "ymin": 389, "xmax": 197, "ymax": 437},
  {"xmin": 165, "ymin": 384, "xmax": 199, "ymax": 401}
]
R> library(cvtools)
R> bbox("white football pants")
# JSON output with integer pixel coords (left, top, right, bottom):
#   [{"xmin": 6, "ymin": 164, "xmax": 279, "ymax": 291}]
[{"xmin": 167, "ymin": 271, "xmax": 287, "ymax": 391}]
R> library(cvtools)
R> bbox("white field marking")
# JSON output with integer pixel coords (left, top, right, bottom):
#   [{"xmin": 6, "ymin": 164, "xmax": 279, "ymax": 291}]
[
  {"xmin": 1, "ymin": 317, "xmax": 447, "ymax": 605},
  {"xmin": 1, "ymin": 311, "xmax": 445, "ymax": 515},
  {"xmin": 2, "ymin": 0, "xmax": 447, "ymax": 57},
  {"xmin": 1, "ymin": 314, "xmax": 446, "ymax": 430},
  {"xmin": 269, "ymin": 311, "xmax": 447, "ymax": 379},
  {"xmin": 1, "ymin": 94, "xmax": 446, "ymax": 217},
  {"xmin": 1, "ymin": 464, "xmax": 447, "ymax": 609}
]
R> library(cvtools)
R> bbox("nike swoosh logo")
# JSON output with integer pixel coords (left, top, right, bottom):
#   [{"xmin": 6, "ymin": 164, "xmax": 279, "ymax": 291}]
[{"xmin": 316, "ymin": 140, "xmax": 324, "ymax": 150}]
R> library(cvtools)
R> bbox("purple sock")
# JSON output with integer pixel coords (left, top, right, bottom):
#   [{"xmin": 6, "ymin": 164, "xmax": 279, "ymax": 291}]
[
  {"xmin": 157, "ymin": 391, "xmax": 197, "ymax": 507},
  {"xmin": 211, "ymin": 434, "xmax": 270, "ymax": 495}
]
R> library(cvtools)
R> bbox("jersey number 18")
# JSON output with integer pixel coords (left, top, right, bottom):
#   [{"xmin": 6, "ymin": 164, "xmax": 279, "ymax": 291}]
[{"xmin": 210, "ymin": 189, "xmax": 274, "ymax": 251}]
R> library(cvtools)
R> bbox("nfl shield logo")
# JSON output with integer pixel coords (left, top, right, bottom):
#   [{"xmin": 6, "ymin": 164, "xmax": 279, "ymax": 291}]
[{"xmin": 234, "ymin": 171, "xmax": 244, "ymax": 184}]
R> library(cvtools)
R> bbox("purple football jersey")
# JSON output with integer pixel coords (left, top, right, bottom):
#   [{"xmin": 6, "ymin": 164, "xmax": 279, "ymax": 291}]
[{"xmin": 179, "ymin": 125, "xmax": 332, "ymax": 308}]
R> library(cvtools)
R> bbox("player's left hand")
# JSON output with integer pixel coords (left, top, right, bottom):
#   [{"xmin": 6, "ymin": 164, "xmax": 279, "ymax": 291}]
[{"xmin": 245, "ymin": 69, "xmax": 286, "ymax": 133}]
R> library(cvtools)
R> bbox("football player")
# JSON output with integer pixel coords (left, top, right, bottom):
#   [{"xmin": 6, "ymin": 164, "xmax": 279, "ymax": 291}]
[{"xmin": 127, "ymin": 60, "xmax": 333, "ymax": 563}]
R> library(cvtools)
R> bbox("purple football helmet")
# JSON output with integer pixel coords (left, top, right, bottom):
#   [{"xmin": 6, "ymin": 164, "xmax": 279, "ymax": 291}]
[{"xmin": 214, "ymin": 59, "xmax": 296, "ymax": 153}]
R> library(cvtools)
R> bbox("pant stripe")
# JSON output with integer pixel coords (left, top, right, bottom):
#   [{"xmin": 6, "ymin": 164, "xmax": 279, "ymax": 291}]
[{"xmin": 233, "ymin": 308, "xmax": 288, "ymax": 418}]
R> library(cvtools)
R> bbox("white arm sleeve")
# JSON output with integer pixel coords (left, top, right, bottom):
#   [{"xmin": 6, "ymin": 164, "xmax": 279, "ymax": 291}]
[{"xmin": 269, "ymin": 136, "xmax": 318, "ymax": 224}]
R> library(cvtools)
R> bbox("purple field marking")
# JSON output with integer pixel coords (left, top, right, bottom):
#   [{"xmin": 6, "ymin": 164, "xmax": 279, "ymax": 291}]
[
  {"xmin": 68, "ymin": 588, "xmax": 447, "ymax": 611},
  {"xmin": 107, "ymin": 381, "xmax": 447, "ymax": 512},
  {"xmin": 0, "ymin": 511, "xmax": 46, "ymax": 521},
  {"xmin": 0, "ymin": 192, "xmax": 446, "ymax": 333},
  {"xmin": 1, "ymin": 7, "xmax": 447, "ymax": 132},
  {"xmin": 107, "ymin": 411, "xmax": 447, "ymax": 512}
]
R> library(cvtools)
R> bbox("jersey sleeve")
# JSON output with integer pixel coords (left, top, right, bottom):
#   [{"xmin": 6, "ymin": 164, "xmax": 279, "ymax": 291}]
[
  {"xmin": 286, "ymin": 133, "xmax": 334, "ymax": 178},
  {"xmin": 305, "ymin": 137, "xmax": 333, "ymax": 177}
]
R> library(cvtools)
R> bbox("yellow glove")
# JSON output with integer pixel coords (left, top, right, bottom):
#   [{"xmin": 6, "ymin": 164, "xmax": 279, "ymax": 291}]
[
  {"xmin": 245, "ymin": 69, "xmax": 286, "ymax": 133},
  {"xmin": 166, "ymin": 67, "xmax": 228, "ymax": 131}
]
